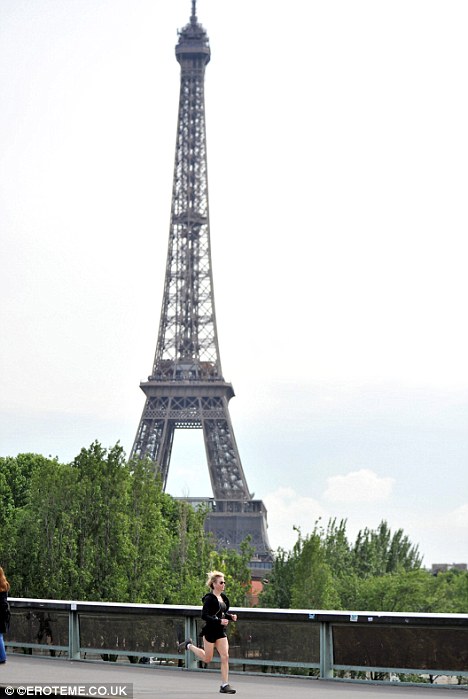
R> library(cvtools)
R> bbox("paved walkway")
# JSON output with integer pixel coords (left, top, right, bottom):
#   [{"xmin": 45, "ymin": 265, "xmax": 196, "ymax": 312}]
[{"xmin": 0, "ymin": 656, "xmax": 463, "ymax": 699}]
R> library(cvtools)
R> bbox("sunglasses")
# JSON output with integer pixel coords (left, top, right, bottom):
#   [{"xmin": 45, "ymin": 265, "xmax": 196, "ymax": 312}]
[{"xmin": 217, "ymin": 581, "xmax": 226, "ymax": 585}]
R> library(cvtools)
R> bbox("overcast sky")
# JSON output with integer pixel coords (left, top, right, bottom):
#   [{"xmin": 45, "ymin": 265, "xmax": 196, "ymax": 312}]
[{"xmin": 1, "ymin": 0, "xmax": 467, "ymax": 568}]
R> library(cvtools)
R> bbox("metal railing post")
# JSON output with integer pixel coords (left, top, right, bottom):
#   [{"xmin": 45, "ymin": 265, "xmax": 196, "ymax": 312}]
[
  {"xmin": 185, "ymin": 613, "xmax": 198, "ymax": 669},
  {"xmin": 68, "ymin": 604, "xmax": 80, "ymax": 660},
  {"xmin": 319, "ymin": 621, "xmax": 333, "ymax": 679}
]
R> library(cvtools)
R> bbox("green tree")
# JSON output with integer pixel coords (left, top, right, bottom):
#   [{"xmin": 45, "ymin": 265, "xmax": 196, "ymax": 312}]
[
  {"xmin": 1, "ymin": 443, "xmax": 223, "ymax": 603},
  {"xmin": 125, "ymin": 457, "xmax": 173, "ymax": 603},
  {"xmin": 70, "ymin": 441, "xmax": 132, "ymax": 600},
  {"xmin": 320, "ymin": 518, "xmax": 353, "ymax": 578},
  {"xmin": 0, "ymin": 453, "xmax": 51, "ymax": 509},
  {"xmin": 164, "ymin": 499, "xmax": 213, "ymax": 605},
  {"xmin": 347, "ymin": 568, "xmax": 468, "ymax": 613},
  {"xmin": 426, "ymin": 569, "xmax": 468, "ymax": 613},
  {"xmin": 260, "ymin": 518, "xmax": 424, "ymax": 611},
  {"xmin": 11, "ymin": 458, "xmax": 79, "ymax": 598},
  {"xmin": 290, "ymin": 531, "xmax": 339, "ymax": 609},
  {"xmin": 0, "ymin": 470, "xmax": 14, "ymax": 533},
  {"xmin": 261, "ymin": 526, "xmax": 340, "ymax": 610},
  {"xmin": 351, "ymin": 521, "xmax": 422, "ymax": 578},
  {"xmin": 260, "ymin": 547, "xmax": 295, "ymax": 609}
]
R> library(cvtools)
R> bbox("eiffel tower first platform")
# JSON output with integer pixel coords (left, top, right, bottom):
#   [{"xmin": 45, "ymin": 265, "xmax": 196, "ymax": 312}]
[{"xmin": 131, "ymin": 2, "xmax": 272, "ymax": 576}]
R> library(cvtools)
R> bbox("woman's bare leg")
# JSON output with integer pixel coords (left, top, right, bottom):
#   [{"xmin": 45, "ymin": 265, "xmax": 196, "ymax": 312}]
[
  {"xmin": 215, "ymin": 637, "xmax": 230, "ymax": 685},
  {"xmin": 189, "ymin": 638, "xmax": 214, "ymax": 664}
]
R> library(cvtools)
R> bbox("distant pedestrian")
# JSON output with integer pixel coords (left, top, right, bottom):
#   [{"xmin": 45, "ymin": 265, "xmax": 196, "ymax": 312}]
[
  {"xmin": 178, "ymin": 570, "xmax": 238, "ymax": 694},
  {"xmin": 0, "ymin": 566, "xmax": 11, "ymax": 664}
]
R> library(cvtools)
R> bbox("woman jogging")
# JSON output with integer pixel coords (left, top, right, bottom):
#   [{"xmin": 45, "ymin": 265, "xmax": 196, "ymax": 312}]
[{"xmin": 178, "ymin": 571, "xmax": 238, "ymax": 694}]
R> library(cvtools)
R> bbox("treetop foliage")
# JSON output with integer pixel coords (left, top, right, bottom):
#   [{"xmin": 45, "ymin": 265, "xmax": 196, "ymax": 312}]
[
  {"xmin": 1, "ymin": 446, "xmax": 466, "ymax": 613},
  {"xmin": 260, "ymin": 518, "xmax": 466, "ymax": 613},
  {"xmin": 0, "ymin": 443, "xmax": 252, "ymax": 606}
]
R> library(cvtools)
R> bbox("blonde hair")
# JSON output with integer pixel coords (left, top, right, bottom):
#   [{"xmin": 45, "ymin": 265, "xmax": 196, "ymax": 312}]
[
  {"xmin": 206, "ymin": 570, "xmax": 224, "ymax": 590},
  {"xmin": 0, "ymin": 567, "xmax": 10, "ymax": 593}
]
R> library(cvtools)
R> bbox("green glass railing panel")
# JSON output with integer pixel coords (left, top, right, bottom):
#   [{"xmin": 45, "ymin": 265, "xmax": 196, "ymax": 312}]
[
  {"xmin": 333, "ymin": 625, "xmax": 468, "ymax": 671},
  {"xmin": 8, "ymin": 608, "xmax": 69, "ymax": 649},
  {"xmin": 195, "ymin": 619, "xmax": 320, "ymax": 663},
  {"xmin": 79, "ymin": 613, "xmax": 184, "ymax": 656}
]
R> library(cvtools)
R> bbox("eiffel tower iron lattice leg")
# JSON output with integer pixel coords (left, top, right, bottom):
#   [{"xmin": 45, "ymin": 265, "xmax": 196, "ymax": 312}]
[
  {"xmin": 130, "ymin": 2, "xmax": 271, "ymax": 570},
  {"xmin": 132, "ymin": 387, "xmax": 250, "ymax": 501}
]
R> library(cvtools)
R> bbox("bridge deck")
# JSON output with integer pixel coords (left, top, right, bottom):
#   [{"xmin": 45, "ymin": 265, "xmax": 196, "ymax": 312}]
[{"xmin": 0, "ymin": 656, "xmax": 461, "ymax": 699}]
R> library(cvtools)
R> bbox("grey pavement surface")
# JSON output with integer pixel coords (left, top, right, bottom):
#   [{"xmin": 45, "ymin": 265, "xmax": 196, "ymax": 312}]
[{"xmin": 0, "ymin": 656, "xmax": 464, "ymax": 699}]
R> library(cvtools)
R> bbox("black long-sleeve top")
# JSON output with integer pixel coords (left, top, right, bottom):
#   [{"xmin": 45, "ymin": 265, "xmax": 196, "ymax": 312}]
[{"xmin": 201, "ymin": 591, "xmax": 234, "ymax": 627}]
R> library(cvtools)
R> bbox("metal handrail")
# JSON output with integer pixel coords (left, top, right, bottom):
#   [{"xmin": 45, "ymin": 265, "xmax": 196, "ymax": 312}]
[{"xmin": 6, "ymin": 598, "xmax": 468, "ymax": 684}]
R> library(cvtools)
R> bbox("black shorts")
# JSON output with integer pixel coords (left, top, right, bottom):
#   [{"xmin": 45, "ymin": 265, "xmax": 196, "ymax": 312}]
[{"xmin": 201, "ymin": 624, "xmax": 227, "ymax": 643}]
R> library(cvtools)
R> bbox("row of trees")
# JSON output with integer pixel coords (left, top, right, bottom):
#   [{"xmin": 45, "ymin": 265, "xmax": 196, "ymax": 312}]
[
  {"xmin": 260, "ymin": 519, "xmax": 467, "ymax": 612},
  {"xmin": 1, "ymin": 443, "xmax": 466, "ymax": 612},
  {"xmin": 0, "ymin": 442, "xmax": 251, "ymax": 606}
]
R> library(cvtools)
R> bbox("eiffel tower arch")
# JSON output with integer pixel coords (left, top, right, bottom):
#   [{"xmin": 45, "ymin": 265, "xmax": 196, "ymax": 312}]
[{"xmin": 131, "ymin": 2, "xmax": 271, "ymax": 574}]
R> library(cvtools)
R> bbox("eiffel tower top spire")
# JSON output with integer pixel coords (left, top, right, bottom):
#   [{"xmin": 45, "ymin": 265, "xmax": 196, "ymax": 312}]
[
  {"xmin": 145, "ymin": 0, "xmax": 215, "ymax": 384},
  {"xmin": 176, "ymin": 1, "xmax": 210, "ymax": 63}
]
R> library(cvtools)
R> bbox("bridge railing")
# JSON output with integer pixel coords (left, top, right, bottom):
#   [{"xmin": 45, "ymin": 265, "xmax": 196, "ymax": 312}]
[{"xmin": 6, "ymin": 598, "xmax": 468, "ymax": 683}]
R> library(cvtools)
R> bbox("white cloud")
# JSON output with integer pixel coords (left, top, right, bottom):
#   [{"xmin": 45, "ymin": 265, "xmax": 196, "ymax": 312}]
[
  {"xmin": 427, "ymin": 502, "xmax": 468, "ymax": 552},
  {"xmin": 261, "ymin": 486, "xmax": 466, "ymax": 567},
  {"xmin": 396, "ymin": 504, "xmax": 468, "ymax": 567},
  {"xmin": 323, "ymin": 469, "xmax": 394, "ymax": 503},
  {"xmin": 449, "ymin": 503, "xmax": 468, "ymax": 528},
  {"xmin": 263, "ymin": 487, "xmax": 327, "ymax": 552}
]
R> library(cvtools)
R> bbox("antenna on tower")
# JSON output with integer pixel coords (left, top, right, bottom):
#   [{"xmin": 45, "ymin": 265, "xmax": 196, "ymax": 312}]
[{"xmin": 191, "ymin": 0, "xmax": 197, "ymax": 23}]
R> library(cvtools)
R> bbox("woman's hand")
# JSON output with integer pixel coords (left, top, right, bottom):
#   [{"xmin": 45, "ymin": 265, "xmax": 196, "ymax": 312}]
[
  {"xmin": 221, "ymin": 618, "xmax": 229, "ymax": 626},
  {"xmin": 230, "ymin": 614, "xmax": 237, "ymax": 622}
]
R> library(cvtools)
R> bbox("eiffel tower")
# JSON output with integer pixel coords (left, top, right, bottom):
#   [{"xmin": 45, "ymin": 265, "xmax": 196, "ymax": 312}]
[{"xmin": 131, "ymin": 2, "xmax": 271, "ymax": 573}]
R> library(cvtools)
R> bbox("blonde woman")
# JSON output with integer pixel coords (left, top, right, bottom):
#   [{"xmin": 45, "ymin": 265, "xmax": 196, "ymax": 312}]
[
  {"xmin": 0, "ymin": 566, "xmax": 11, "ymax": 664},
  {"xmin": 178, "ymin": 571, "xmax": 238, "ymax": 694}
]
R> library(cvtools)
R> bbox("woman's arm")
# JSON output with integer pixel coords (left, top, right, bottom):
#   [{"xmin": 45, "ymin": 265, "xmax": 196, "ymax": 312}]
[
  {"xmin": 201, "ymin": 594, "xmax": 221, "ymax": 624},
  {"xmin": 222, "ymin": 594, "xmax": 237, "ymax": 622}
]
